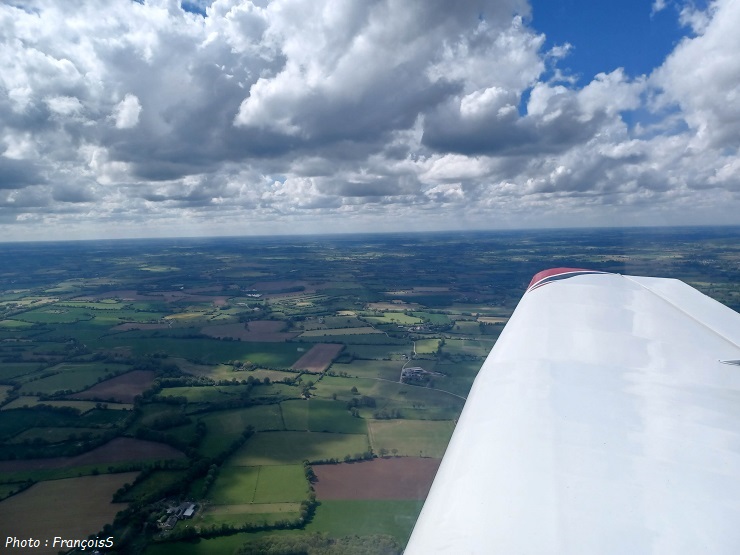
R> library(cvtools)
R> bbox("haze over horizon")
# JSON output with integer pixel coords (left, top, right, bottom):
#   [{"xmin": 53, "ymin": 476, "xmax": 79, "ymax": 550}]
[{"xmin": 1, "ymin": 0, "xmax": 738, "ymax": 241}]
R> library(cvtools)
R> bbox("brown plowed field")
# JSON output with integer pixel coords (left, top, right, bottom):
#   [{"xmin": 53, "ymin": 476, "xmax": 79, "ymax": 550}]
[
  {"xmin": 291, "ymin": 343, "xmax": 343, "ymax": 372},
  {"xmin": 0, "ymin": 473, "xmax": 136, "ymax": 555},
  {"xmin": 0, "ymin": 437, "xmax": 184, "ymax": 473},
  {"xmin": 313, "ymin": 457, "xmax": 441, "ymax": 500},
  {"xmin": 69, "ymin": 370, "xmax": 156, "ymax": 403}
]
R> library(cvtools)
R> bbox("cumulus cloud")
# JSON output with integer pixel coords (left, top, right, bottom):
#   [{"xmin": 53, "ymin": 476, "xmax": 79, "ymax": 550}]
[
  {"xmin": 652, "ymin": 0, "xmax": 740, "ymax": 149},
  {"xmin": 112, "ymin": 94, "xmax": 142, "ymax": 129},
  {"xmin": 0, "ymin": 0, "xmax": 738, "ymax": 239}
]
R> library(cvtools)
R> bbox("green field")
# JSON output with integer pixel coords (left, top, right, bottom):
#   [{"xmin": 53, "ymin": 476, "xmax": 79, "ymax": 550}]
[
  {"xmin": 13, "ymin": 306, "xmax": 94, "ymax": 324},
  {"xmin": 1, "ymin": 396, "xmax": 132, "ymax": 413},
  {"xmin": 364, "ymin": 313, "xmax": 423, "ymax": 326},
  {"xmin": 305, "ymin": 499, "xmax": 424, "ymax": 544},
  {"xmin": 450, "ymin": 320, "xmax": 484, "ymax": 335},
  {"xmin": 414, "ymin": 339, "xmax": 440, "ymax": 355},
  {"xmin": 197, "ymin": 405, "xmax": 284, "ymax": 458},
  {"xmin": 7, "ymin": 426, "xmax": 108, "ymax": 444},
  {"xmin": 0, "ymin": 363, "xmax": 45, "ymax": 382},
  {"xmin": 301, "ymin": 333, "xmax": 400, "ymax": 345},
  {"xmin": 18, "ymin": 362, "xmax": 125, "ymax": 395},
  {"xmin": 99, "ymin": 337, "xmax": 310, "ymax": 367},
  {"xmin": 298, "ymin": 326, "xmax": 381, "ymax": 337},
  {"xmin": 331, "ymin": 359, "xmax": 401, "ymax": 381},
  {"xmin": 440, "ymin": 338, "xmax": 495, "ymax": 357},
  {"xmin": 0, "ymin": 319, "xmax": 34, "ymax": 329},
  {"xmin": 56, "ymin": 300, "xmax": 126, "ymax": 310},
  {"xmin": 145, "ymin": 532, "xmax": 263, "ymax": 555},
  {"xmin": 412, "ymin": 312, "xmax": 451, "ymax": 324},
  {"xmin": 121, "ymin": 470, "xmax": 188, "ymax": 502},
  {"xmin": 312, "ymin": 375, "xmax": 464, "ymax": 420},
  {"xmin": 344, "ymin": 344, "xmax": 411, "ymax": 360},
  {"xmin": 226, "ymin": 431, "xmax": 370, "ymax": 466},
  {"xmin": 0, "ymin": 407, "xmax": 82, "ymax": 440},
  {"xmin": 4, "ymin": 226, "xmax": 736, "ymax": 553},
  {"xmin": 198, "ymin": 503, "xmax": 302, "ymax": 529},
  {"xmin": 281, "ymin": 399, "xmax": 367, "ymax": 434},
  {"xmin": 159, "ymin": 384, "xmax": 254, "ymax": 404},
  {"xmin": 368, "ymin": 419, "xmax": 455, "ymax": 458},
  {"xmin": 210, "ymin": 465, "xmax": 308, "ymax": 504}
]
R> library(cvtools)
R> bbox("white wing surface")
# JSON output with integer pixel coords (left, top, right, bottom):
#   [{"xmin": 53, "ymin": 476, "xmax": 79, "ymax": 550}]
[{"xmin": 405, "ymin": 269, "xmax": 740, "ymax": 554}]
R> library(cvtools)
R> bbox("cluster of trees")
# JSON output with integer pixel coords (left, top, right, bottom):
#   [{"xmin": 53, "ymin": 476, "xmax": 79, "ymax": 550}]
[
  {"xmin": 372, "ymin": 408, "xmax": 403, "ymax": 419},
  {"xmin": 200, "ymin": 463, "xmax": 220, "ymax": 497},
  {"xmin": 346, "ymin": 395, "xmax": 376, "ymax": 417},
  {"xmin": 343, "ymin": 451, "xmax": 374, "ymax": 463}
]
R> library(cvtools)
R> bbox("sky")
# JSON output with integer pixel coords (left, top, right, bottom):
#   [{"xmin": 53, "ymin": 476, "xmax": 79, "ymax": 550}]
[{"xmin": 0, "ymin": 0, "xmax": 738, "ymax": 241}]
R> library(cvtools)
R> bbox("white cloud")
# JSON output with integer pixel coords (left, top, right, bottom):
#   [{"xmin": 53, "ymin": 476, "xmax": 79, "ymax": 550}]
[
  {"xmin": 652, "ymin": 0, "xmax": 740, "ymax": 148},
  {"xmin": 652, "ymin": 0, "xmax": 668, "ymax": 16},
  {"xmin": 112, "ymin": 94, "xmax": 142, "ymax": 129},
  {"xmin": 0, "ymin": 0, "xmax": 739, "ymax": 239}
]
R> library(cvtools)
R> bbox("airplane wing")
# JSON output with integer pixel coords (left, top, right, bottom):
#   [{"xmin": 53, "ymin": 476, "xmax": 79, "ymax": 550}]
[{"xmin": 405, "ymin": 268, "xmax": 740, "ymax": 554}]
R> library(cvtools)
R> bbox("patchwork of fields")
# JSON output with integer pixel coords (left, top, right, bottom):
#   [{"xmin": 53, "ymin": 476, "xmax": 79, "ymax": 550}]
[{"xmin": 3, "ymin": 229, "xmax": 737, "ymax": 553}]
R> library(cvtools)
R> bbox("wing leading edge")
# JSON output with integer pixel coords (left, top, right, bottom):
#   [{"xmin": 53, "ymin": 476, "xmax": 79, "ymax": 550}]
[{"xmin": 405, "ymin": 270, "xmax": 740, "ymax": 554}]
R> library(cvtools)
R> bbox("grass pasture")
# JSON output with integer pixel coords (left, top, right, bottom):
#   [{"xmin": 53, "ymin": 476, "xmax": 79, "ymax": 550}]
[
  {"xmin": 0, "ymin": 362, "xmax": 45, "ymax": 382},
  {"xmin": 56, "ymin": 300, "xmax": 126, "ymax": 310},
  {"xmin": 159, "ymin": 384, "xmax": 253, "ymax": 404},
  {"xmin": 0, "ymin": 407, "xmax": 80, "ymax": 441},
  {"xmin": 364, "ymin": 313, "xmax": 424, "ymax": 326},
  {"xmin": 197, "ymin": 405, "xmax": 284, "ymax": 458},
  {"xmin": 344, "ymin": 344, "xmax": 411, "ymax": 360},
  {"xmin": 305, "ymin": 499, "xmax": 424, "ymax": 544},
  {"xmin": 227, "ymin": 431, "xmax": 370, "ymax": 466},
  {"xmin": 18, "ymin": 362, "xmax": 124, "ymax": 395},
  {"xmin": 368, "ymin": 419, "xmax": 455, "ymax": 458},
  {"xmin": 0, "ymin": 319, "xmax": 34, "ymax": 329},
  {"xmin": 414, "ymin": 338, "xmax": 440, "ymax": 355},
  {"xmin": 281, "ymin": 399, "xmax": 367, "ymax": 434},
  {"xmin": 120, "ymin": 470, "xmax": 188, "ymax": 502},
  {"xmin": 450, "ymin": 320, "xmax": 484, "ymax": 335},
  {"xmin": 298, "ymin": 327, "xmax": 382, "ymax": 337},
  {"xmin": 312, "ymin": 375, "xmax": 464, "ymax": 420},
  {"xmin": 104, "ymin": 337, "xmax": 310, "ymax": 368},
  {"xmin": 331, "ymin": 359, "xmax": 401, "ymax": 381},
  {"xmin": 198, "ymin": 503, "xmax": 301, "ymax": 529},
  {"xmin": 412, "ymin": 312, "xmax": 451, "ymax": 324},
  {"xmin": 7, "ymin": 426, "xmax": 108, "ymax": 444},
  {"xmin": 440, "ymin": 338, "xmax": 495, "ymax": 357},
  {"xmin": 210, "ymin": 465, "xmax": 308, "ymax": 505},
  {"xmin": 0, "ymin": 384, "xmax": 11, "ymax": 404},
  {"xmin": 169, "ymin": 358, "xmax": 235, "ymax": 381},
  {"xmin": 14, "ymin": 306, "xmax": 94, "ymax": 324}
]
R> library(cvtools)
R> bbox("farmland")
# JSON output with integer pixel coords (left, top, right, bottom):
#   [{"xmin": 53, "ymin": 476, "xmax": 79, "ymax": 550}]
[
  {"xmin": 0, "ymin": 227, "xmax": 739, "ymax": 553},
  {"xmin": 0, "ymin": 473, "xmax": 136, "ymax": 555}
]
